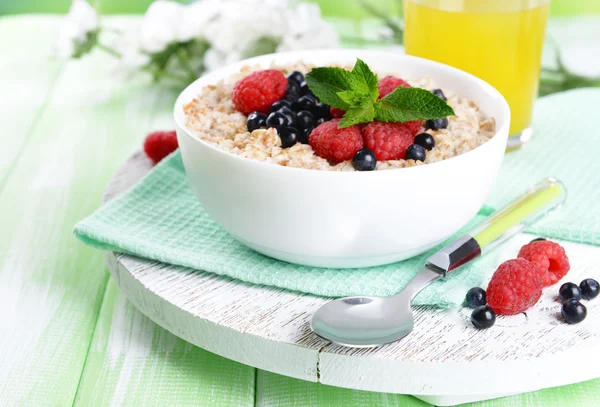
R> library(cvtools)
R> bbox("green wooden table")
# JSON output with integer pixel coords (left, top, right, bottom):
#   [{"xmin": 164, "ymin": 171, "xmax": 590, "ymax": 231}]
[{"xmin": 1, "ymin": 15, "xmax": 600, "ymax": 407}]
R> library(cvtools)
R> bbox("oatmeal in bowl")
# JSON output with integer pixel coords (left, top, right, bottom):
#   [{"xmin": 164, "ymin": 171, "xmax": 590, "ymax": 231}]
[
  {"xmin": 174, "ymin": 50, "xmax": 510, "ymax": 268},
  {"xmin": 183, "ymin": 59, "xmax": 496, "ymax": 172}
]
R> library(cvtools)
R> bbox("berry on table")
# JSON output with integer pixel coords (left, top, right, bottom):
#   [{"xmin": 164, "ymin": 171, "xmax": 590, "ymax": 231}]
[
  {"xmin": 561, "ymin": 299, "xmax": 587, "ymax": 324},
  {"xmin": 518, "ymin": 240, "xmax": 570, "ymax": 287},
  {"xmin": 487, "ymin": 258, "xmax": 543, "ymax": 315},
  {"xmin": 405, "ymin": 144, "xmax": 426, "ymax": 162},
  {"xmin": 309, "ymin": 119, "xmax": 363, "ymax": 163},
  {"xmin": 425, "ymin": 117, "xmax": 449, "ymax": 130},
  {"xmin": 232, "ymin": 69, "xmax": 287, "ymax": 115},
  {"xmin": 266, "ymin": 111, "xmax": 290, "ymax": 131},
  {"xmin": 362, "ymin": 121, "xmax": 414, "ymax": 161},
  {"xmin": 580, "ymin": 279, "xmax": 599, "ymax": 300},
  {"xmin": 143, "ymin": 130, "xmax": 178, "ymax": 164},
  {"xmin": 471, "ymin": 305, "xmax": 496, "ymax": 329},
  {"xmin": 269, "ymin": 99, "xmax": 292, "ymax": 113},
  {"xmin": 246, "ymin": 111, "xmax": 267, "ymax": 132},
  {"xmin": 465, "ymin": 287, "xmax": 486, "ymax": 308},
  {"xmin": 278, "ymin": 127, "xmax": 298, "ymax": 148},
  {"xmin": 432, "ymin": 89, "xmax": 447, "ymax": 101},
  {"xmin": 296, "ymin": 110, "xmax": 314, "ymax": 130},
  {"xmin": 414, "ymin": 133, "xmax": 435, "ymax": 150},
  {"xmin": 352, "ymin": 148, "xmax": 377, "ymax": 171},
  {"xmin": 287, "ymin": 70, "xmax": 304, "ymax": 84},
  {"xmin": 558, "ymin": 282, "xmax": 582, "ymax": 302},
  {"xmin": 293, "ymin": 95, "xmax": 317, "ymax": 112},
  {"xmin": 377, "ymin": 76, "xmax": 411, "ymax": 99}
]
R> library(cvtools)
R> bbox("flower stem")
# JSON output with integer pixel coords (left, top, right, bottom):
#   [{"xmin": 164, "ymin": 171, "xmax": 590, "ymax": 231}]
[
  {"xmin": 176, "ymin": 47, "xmax": 198, "ymax": 82},
  {"xmin": 96, "ymin": 42, "xmax": 122, "ymax": 58}
]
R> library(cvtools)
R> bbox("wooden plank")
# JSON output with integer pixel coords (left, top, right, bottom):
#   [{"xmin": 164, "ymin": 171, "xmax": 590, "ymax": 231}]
[
  {"xmin": 73, "ymin": 279, "xmax": 255, "ymax": 407},
  {"xmin": 256, "ymin": 370, "xmax": 429, "ymax": 407},
  {"xmin": 0, "ymin": 15, "xmax": 180, "ymax": 407}
]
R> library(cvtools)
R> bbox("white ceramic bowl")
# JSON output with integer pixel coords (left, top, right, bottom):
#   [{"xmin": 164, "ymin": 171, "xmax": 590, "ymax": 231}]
[{"xmin": 174, "ymin": 49, "xmax": 510, "ymax": 268}]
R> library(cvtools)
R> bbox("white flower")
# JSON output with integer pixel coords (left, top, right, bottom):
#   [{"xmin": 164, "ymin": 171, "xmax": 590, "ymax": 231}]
[
  {"xmin": 55, "ymin": 0, "xmax": 99, "ymax": 58},
  {"xmin": 277, "ymin": 3, "xmax": 340, "ymax": 51}
]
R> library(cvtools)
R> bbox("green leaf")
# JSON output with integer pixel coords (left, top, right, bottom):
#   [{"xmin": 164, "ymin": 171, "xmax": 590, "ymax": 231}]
[
  {"xmin": 375, "ymin": 87, "xmax": 456, "ymax": 123},
  {"xmin": 305, "ymin": 67, "xmax": 353, "ymax": 109},
  {"xmin": 337, "ymin": 90, "xmax": 373, "ymax": 108},
  {"xmin": 348, "ymin": 58, "xmax": 379, "ymax": 103},
  {"xmin": 338, "ymin": 105, "xmax": 375, "ymax": 128}
]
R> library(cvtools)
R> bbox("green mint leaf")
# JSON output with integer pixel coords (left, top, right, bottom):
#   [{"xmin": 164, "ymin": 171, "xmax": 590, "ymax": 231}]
[
  {"xmin": 305, "ymin": 67, "xmax": 353, "ymax": 110},
  {"xmin": 337, "ymin": 90, "xmax": 373, "ymax": 108},
  {"xmin": 374, "ymin": 87, "xmax": 455, "ymax": 123},
  {"xmin": 348, "ymin": 58, "xmax": 379, "ymax": 104},
  {"xmin": 338, "ymin": 105, "xmax": 375, "ymax": 128}
]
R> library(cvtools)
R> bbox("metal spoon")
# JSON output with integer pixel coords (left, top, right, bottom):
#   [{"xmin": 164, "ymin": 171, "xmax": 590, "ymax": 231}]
[{"xmin": 311, "ymin": 178, "xmax": 566, "ymax": 348}]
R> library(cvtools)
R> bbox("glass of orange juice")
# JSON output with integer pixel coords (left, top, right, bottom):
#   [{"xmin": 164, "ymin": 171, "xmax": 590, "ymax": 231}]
[{"xmin": 404, "ymin": 0, "xmax": 550, "ymax": 148}]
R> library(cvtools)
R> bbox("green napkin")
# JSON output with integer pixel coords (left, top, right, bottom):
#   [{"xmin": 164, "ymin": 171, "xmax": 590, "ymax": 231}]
[{"xmin": 74, "ymin": 89, "xmax": 600, "ymax": 307}]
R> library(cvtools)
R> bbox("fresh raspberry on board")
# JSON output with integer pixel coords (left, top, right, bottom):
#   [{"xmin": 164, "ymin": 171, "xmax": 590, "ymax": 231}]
[
  {"xmin": 144, "ymin": 130, "xmax": 179, "ymax": 164},
  {"xmin": 377, "ymin": 76, "xmax": 411, "ymax": 98},
  {"xmin": 362, "ymin": 121, "xmax": 414, "ymax": 161},
  {"xmin": 330, "ymin": 107, "xmax": 345, "ymax": 118},
  {"xmin": 487, "ymin": 258, "xmax": 543, "ymax": 315},
  {"xmin": 231, "ymin": 69, "xmax": 287, "ymax": 115},
  {"xmin": 309, "ymin": 119, "xmax": 363, "ymax": 163},
  {"xmin": 518, "ymin": 240, "xmax": 570, "ymax": 287}
]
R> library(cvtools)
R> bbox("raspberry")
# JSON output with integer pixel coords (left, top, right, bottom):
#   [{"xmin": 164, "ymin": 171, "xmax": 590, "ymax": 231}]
[
  {"xmin": 377, "ymin": 76, "xmax": 410, "ymax": 98},
  {"xmin": 309, "ymin": 119, "xmax": 363, "ymax": 163},
  {"xmin": 362, "ymin": 121, "xmax": 414, "ymax": 161},
  {"xmin": 231, "ymin": 69, "xmax": 287, "ymax": 115},
  {"xmin": 330, "ymin": 107, "xmax": 345, "ymax": 118},
  {"xmin": 487, "ymin": 259, "xmax": 543, "ymax": 315},
  {"xmin": 518, "ymin": 241, "xmax": 570, "ymax": 287},
  {"xmin": 144, "ymin": 130, "xmax": 178, "ymax": 163}
]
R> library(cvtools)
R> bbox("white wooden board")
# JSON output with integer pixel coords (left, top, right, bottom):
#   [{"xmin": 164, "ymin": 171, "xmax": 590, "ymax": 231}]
[{"xmin": 104, "ymin": 152, "xmax": 600, "ymax": 406}]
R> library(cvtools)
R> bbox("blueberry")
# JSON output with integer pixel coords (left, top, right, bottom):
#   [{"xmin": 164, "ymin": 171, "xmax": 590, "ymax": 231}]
[
  {"xmin": 530, "ymin": 237, "xmax": 546, "ymax": 243},
  {"xmin": 284, "ymin": 80, "xmax": 301, "ymax": 103},
  {"xmin": 562, "ymin": 299, "xmax": 587, "ymax": 324},
  {"xmin": 425, "ymin": 117, "xmax": 449, "ymax": 130},
  {"xmin": 559, "ymin": 282, "xmax": 582, "ymax": 302},
  {"xmin": 471, "ymin": 305, "xmax": 496, "ymax": 329},
  {"xmin": 278, "ymin": 126, "xmax": 298, "ymax": 148},
  {"xmin": 310, "ymin": 102, "xmax": 332, "ymax": 121},
  {"xmin": 266, "ymin": 111, "xmax": 288, "ymax": 131},
  {"xmin": 432, "ymin": 89, "xmax": 447, "ymax": 101},
  {"xmin": 293, "ymin": 95, "xmax": 317, "ymax": 112},
  {"xmin": 315, "ymin": 118, "xmax": 326, "ymax": 126},
  {"xmin": 299, "ymin": 80, "xmax": 310, "ymax": 95},
  {"xmin": 352, "ymin": 148, "xmax": 377, "ymax": 171},
  {"xmin": 580, "ymin": 279, "xmax": 599, "ymax": 300},
  {"xmin": 287, "ymin": 71, "xmax": 304, "ymax": 85},
  {"xmin": 297, "ymin": 125, "xmax": 312, "ymax": 144},
  {"xmin": 465, "ymin": 287, "xmax": 486, "ymax": 309},
  {"xmin": 296, "ymin": 110, "xmax": 314, "ymax": 130},
  {"xmin": 269, "ymin": 100, "xmax": 291, "ymax": 114},
  {"xmin": 414, "ymin": 133, "xmax": 435, "ymax": 151},
  {"xmin": 405, "ymin": 144, "xmax": 426, "ymax": 161},
  {"xmin": 246, "ymin": 111, "xmax": 267, "ymax": 132},
  {"xmin": 278, "ymin": 107, "xmax": 295, "ymax": 126}
]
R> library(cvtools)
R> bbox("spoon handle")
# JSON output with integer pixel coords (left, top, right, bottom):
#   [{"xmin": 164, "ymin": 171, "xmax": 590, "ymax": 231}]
[{"xmin": 426, "ymin": 178, "xmax": 566, "ymax": 276}]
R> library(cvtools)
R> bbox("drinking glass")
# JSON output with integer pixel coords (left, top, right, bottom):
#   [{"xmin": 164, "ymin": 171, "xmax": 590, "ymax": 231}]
[{"xmin": 404, "ymin": 0, "xmax": 550, "ymax": 148}]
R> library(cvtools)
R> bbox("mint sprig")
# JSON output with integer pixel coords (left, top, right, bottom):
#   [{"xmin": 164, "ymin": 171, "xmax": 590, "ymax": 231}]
[{"xmin": 305, "ymin": 58, "xmax": 455, "ymax": 128}]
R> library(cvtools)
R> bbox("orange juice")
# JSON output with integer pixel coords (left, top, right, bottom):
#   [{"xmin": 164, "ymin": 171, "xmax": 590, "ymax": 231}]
[{"xmin": 404, "ymin": 0, "xmax": 550, "ymax": 142}]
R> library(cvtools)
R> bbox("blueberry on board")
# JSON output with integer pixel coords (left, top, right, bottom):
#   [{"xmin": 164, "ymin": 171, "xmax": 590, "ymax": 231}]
[
  {"xmin": 580, "ymin": 279, "xmax": 600, "ymax": 300},
  {"xmin": 278, "ymin": 126, "xmax": 298, "ymax": 148},
  {"xmin": 432, "ymin": 89, "xmax": 447, "ymax": 101},
  {"xmin": 297, "ymin": 125, "xmax": 312, "ymax": 144},
  {"xmin": 310, "ymin": 102, "xmax": 332, "ymax": 121},
  {"xmin": 405, "ymin": 144, "xmax": 426, "ymax": 161},
  {"xmin": 266, "ymin": 111, "xmax": 288, "ymax": 131},
  {"xmin": 295, "ymin": 110, "xmax": 314, "ymax": 130},
  {"xmin": 352, "ymin": 148, "xmax": 377, "ymax": 171},
  {"xmin": 269, "ymin": 99, "xmax": 291, "ymax": 114},
  {"xmin": 246, "ymin": 111, "xmax": 267, "ymax": 132},
  {"xmin": 561, "ymin": 299, "xmax": 587, "ymax": 324},
  {"xmin": 425, "ymin": 118, "xmax": 449, "ymax": 130},
  {"xmin": 530, "ymin": 237, "xmax": 546, "ymax": 243},
  {"xmin": 287, "ymin": 71, "xmax": 305, "ymax": 85},
  {"xmin": 414, "ymin": 133, "xmax": 435, "ymax": 151},
  {"xmin": 559, "ymin": 282, "xmax": 582, "ymax": 302},
  {"xmin": 465, "ymin": 287, "xmax": 486, "ymax": 309},
  {"xmin": 293, "ymin": 95, "xmax": 317, "ymax": 112},
  {"xmin": 471, "ymin": 305, "xmax": 496, "ymax": 329}
]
